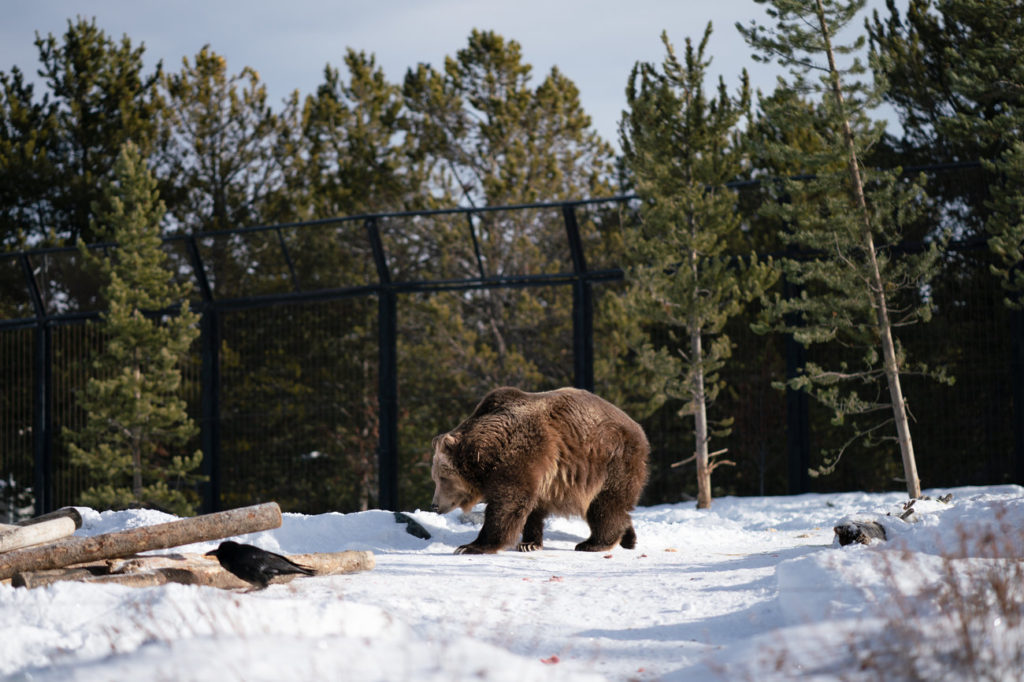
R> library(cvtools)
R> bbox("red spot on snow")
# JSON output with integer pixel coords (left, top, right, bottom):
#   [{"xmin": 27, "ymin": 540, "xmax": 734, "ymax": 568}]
[
  {"xmin": 546, "ymin": 576, "xmax": 563, "ymax": 582},
  {"xmin": 540, "ymin": 655, "xmax": 560, "ymax": 665},
  {"xmin": 603, "ymin": 554, "xmax": 614, "ymax": 559}
]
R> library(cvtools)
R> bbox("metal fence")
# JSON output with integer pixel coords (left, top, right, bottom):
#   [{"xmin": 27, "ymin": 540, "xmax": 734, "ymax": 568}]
[{"xmin": 2, "ymin": 166, "xmax": 1022, "ymax": 518}]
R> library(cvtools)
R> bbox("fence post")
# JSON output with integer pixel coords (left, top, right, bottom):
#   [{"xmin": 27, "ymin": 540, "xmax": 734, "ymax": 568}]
[
  {"xmin": 783, "ymin": 272, "xmax": 811, "ymax": 495},
  {"xmin": 20, "ymin": 253, "xmax": 52, "ymax": 515},
  {"xmin": 185, "ymin": 235, "xmax": 221, "ymax": 513},
  {"xmin": 32, "ymin": 322, "xmax": 52, "ymax": 515},
  {"xmin": 199, "ymin": 308, "xmax": 221, "ymax": 513},
  {"xmin": 562, "ymin": 204, "xmax": 594, "ymax": 392},
  {"xmin": 366, "ymin": 217, "xmax": 399, "ymax": 511},
  {"xmin": 1011, "ymin": 307, "xmax": 1024, "ymax": 485}
]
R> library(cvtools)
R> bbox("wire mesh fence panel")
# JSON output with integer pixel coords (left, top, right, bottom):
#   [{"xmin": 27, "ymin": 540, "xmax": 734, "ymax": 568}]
[
  {"xmin": 216, "ymin": 299, "xmax": 379, "ymax": 514},
  {"xmin": 0, "ymin": 327, "xmax": 35, "ymax": 520}
]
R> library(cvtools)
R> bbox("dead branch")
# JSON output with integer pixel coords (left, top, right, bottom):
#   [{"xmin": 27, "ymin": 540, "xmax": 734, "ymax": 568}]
[{"xmin": 671, "ymin": 448, "xmax": 729, "ymax": 468}]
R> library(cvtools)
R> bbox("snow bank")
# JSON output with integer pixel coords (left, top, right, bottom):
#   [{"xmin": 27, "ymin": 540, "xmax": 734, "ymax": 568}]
[{"xmin": 2, "ymin": 485, "xmax": 1021, "ymax": 681}]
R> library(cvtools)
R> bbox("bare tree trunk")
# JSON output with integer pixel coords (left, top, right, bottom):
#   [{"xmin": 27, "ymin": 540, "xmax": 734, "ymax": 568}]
[
  {"xmin": 692, "ymin": 327, "xmax": 712, "ymax": 509},
  {"xmin": 132, "ymin": 355, "xmax": 143, "ymax": 499},
  {"xmin": 815, "ymin": 0, "xmax": 921, "ymax": 498}
]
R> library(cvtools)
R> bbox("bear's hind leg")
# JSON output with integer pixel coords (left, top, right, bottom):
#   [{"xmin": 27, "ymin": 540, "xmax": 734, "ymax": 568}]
[
  {"xmin": 517, "ymin": 507, "xmax": 548, "ymax": 552},
  {"xmin": 619, "ymin": 524, "xmax": 637, "ymax": 549},
  {"xmin": 576, "ymin": 491, "xmax": 634, "ymax": 552}
]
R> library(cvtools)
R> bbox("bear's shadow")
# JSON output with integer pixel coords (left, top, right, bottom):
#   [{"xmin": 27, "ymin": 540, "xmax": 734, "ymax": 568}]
[{"xmin": 440, "ymin": 524, "xmax": 588, "ymax": 553}]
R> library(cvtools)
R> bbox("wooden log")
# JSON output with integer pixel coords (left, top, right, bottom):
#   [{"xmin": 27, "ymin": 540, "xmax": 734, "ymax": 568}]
[
  {"xmin": 13, "ymin": 549, "xmax": 376, "ymax": 589},
  {"xmin": 77, "ymin": 571, "xmax": 172, "ymax": 589},
  {"xmin": 0, "ymin": 502, "xmax": 282, "ymax": 581},
  {"xmin": 17, "ymin": 507, "xmax": 83, "ymax": 529},
  {"xmin": 12, "ymin": 565, "xmax": 109, "ymax": 588},
  {"xmin": 0, "ymin": 517, "xmax": 78, "ymax": 553},
  {"xmin": 285, "ymin": 550, "xmax": 376, "ymax": 576}
]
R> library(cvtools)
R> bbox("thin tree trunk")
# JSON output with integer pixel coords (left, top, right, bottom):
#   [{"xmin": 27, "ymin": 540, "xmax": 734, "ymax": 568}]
[
  {"xmin": 132, "ymin": 351, "xmax": 143, "ymax": 499},
  {"xmin": 815, "ymin": 0, "xmax": 921, "ymax": 498},
  {"xmin": 692, "ymin": 326, "xmax": 712, "ymax": 509}
]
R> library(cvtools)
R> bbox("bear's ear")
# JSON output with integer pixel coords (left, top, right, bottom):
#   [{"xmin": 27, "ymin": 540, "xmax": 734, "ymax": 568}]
[{"xmin": 431, "ymin": 432, "xmax": 459, "ymax": 453}]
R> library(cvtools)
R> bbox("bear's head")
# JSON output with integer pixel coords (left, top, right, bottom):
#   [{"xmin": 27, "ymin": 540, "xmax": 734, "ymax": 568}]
[{"xmin": 430, "ymin": 432, "xmax": 481, "ymax": 514}]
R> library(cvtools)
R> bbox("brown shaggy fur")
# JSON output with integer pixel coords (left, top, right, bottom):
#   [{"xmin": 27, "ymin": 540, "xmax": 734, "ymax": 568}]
[{"xmin": 431, "ymin": 386, "xmax": 650, "ymax": 554}]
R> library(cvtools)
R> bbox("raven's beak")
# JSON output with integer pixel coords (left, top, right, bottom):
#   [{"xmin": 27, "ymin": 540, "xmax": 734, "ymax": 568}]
[{"xmin": 204, "ymin": 548, "xmax": 218, "ymax": 557}]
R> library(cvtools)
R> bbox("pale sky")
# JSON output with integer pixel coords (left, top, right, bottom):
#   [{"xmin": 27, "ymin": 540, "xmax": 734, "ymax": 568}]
[{"xmin": 1, "ymin": 0, "xmax": 899, "ymax": 151}]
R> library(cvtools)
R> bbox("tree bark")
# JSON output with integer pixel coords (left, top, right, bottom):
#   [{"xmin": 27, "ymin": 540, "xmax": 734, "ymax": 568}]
[
  {"xmin": 0, "ymin": 502, "xmax": 282, "ymax": 581},
  {"xmin": 691, "ymin": 326, "xmax": 712, "ymax": 510},
  {"xmin": 814, "ymin": 0, "xmax": 921, "ymax": 498}
]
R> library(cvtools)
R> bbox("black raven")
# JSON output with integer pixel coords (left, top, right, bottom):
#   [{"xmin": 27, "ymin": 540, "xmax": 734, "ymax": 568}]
[{"xmin": 205, "ymin": 540, "xmax": 315, "ymax": 590}]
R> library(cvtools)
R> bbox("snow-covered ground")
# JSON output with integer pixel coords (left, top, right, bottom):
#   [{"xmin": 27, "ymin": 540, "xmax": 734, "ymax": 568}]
[{"xmin": 2, "ymin": 485, "xmax": 1023, "ymax": 681}]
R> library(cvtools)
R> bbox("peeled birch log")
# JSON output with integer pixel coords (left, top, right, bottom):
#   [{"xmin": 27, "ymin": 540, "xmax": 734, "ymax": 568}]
[
  {"xmin": 17, "ymin": 507, "xmax": 83, "ymax": 529},
  {"xmin": 13, "ymin": 550, "xmax": 376, "ymax": 589},
  {"xmin": 0, "ymin": 517, "xmax": 78, "ymax": 553},
  {"xmin": 287, "ymin": 550, "xmax": 376, "ymax": 576},
  {"xmin": 0, "ymin": 502, "xmax": 282, "ymax": 581}
]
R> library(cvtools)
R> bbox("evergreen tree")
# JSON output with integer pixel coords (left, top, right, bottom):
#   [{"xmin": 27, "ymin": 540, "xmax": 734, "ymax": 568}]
[
  {"xmin": 0, "ymin": 67, "xmax": 58, "ymax": 250},
  {"xmin": 283, "ymin": 49, "xmax": 427, "ymax": 219},
  {"xmin": 988, "ymin": 141, "xmax": 1024, "ymax": 307},
  {"xmin": 868, "ymin": 0, "xmax": 1024, "ymax": 306},
  {"xmin": 156, "ymin": 46, "xmax": 284, "ymax": 234},
  {"xmin": 620, "ymin": 25, "xmax": 776, "ymax": 509},
  {"xmin": 398, "ymin": 29, "xmax": 617, "ymax": 395},
  {"xmin": 64, "ymin": 142, "xmax": 203, "ymax": 515},
  {"xmin": 33, "ymin": 17, "xmax": 161, "ymax": 244},
  {"xmin": 403, "ymin": 29, "xmax": 614, "ymax": 207},
  {"xmin": 739, "ymin": 0, "xmax": 949, "ymax": 498}
]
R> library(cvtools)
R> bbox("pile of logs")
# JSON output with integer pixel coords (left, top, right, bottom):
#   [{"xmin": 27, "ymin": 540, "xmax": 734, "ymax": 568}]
[{"xmin": 0, "ymin": 502, "xmax": 374, "ymax": 590}]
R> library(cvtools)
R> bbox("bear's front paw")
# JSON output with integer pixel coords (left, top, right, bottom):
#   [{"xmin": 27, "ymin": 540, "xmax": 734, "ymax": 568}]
[
  {"xmin": 454, "ymin": 544, "xmax": 485, "ymax": 555},
  {"xmin": 516, "ymin": 541, "xmax": 542, "ymax": 552}
]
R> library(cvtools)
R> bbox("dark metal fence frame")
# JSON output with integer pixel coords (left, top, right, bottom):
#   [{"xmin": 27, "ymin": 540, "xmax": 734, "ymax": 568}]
[
  {"xmin": 2, "ymin": 197, "xmax": 627, "ymax": 514},
  {"xmin": 4, "ymin": 178, "xmax": 1023, "ymax": 515}
]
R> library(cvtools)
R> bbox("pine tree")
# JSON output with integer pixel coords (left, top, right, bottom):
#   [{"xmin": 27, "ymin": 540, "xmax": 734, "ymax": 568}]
[
  {"xmin": 399, "ymin": 30, "xmax": 617, "ymax": 395},
  {"xmin": 988, "ymin": 141, "xmax": 1024, "ymax": 308},
  {"xmin": 0, "ymin": 67, "xmax": 58, "ymax": 250},
  {"xmin": 739, "ymin": 0, "xmax": 950, "ymax": 498},
  {"xmin": 34, "ymin": 17, "xmax": 162, "ymax": 244},
  {"xmin": 620, "ymin": 25, "xmax": 777, "ymax": 509},
  {"xmin": 283, "ymin": 49, "xmax": 426, "ymax": 219},
  {"xmin": 868, "ymin": 0, "xmax": 1024, "ymax": 307},
  {"xmin": 64, "ymin": 142, "xmax": 203, "ymax": 515},
  {"xmin": 156, "ymin": 46, "xmax": 284, "ymax": 233}
]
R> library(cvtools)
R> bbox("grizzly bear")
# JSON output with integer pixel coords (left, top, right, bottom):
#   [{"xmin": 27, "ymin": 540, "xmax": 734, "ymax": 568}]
[{"xmin": 430, "ymin": 386, "xmax": 649, "ymax": 554}]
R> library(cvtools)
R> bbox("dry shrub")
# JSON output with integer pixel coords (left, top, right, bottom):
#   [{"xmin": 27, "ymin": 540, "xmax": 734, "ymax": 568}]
[{"xmin": 856, "ymin": 506, "xmax": 1024, "ymax": 681}]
